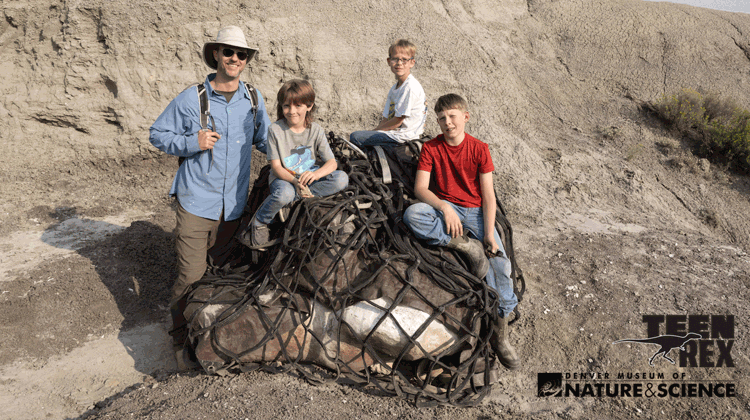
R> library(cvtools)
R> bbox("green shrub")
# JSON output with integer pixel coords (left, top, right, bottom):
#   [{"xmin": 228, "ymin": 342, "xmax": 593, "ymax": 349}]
[{"xmin": 651, "ymin": 88, "xmax": 750, "ymax": 174}]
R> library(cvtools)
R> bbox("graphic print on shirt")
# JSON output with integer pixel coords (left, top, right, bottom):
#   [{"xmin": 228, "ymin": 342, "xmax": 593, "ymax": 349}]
[
  {"xmin": 387, "ymin": 101, "xmax": 396, "ymax": 119},
  {"xmin": 283, "ymin": 146, "xmax": 315, "ymax": 175}
]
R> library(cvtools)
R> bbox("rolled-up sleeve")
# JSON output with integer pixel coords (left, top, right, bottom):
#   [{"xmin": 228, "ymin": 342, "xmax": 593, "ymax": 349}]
[
  {"xmin": 150, "ymin": 79, "xmax": 270, "ymax": 221},
  {"xmin": 149, "ymin": 89, "xmax": 203, "ymax": 157}
]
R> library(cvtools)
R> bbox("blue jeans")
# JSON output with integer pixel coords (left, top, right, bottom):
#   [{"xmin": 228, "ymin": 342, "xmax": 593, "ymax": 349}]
[
  {"xmin": 403, "ymin": 201, "xmax": 518, "ymax": 318},
  {"xmin": 349, "ymin": 130, "xmax": 401, "ymax": 148},
  {"xmin": 254, "ymin": 170, "xmax": 349, "ymax": 224}
]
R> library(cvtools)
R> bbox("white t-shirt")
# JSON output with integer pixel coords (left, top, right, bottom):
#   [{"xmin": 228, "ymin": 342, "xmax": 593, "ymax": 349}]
[{"xmin": 381, "ymin": 74, "xmax": 427, "ymax": 142}]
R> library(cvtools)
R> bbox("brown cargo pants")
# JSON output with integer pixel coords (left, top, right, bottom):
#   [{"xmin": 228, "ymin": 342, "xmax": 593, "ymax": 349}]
[{"xmin": 170, "ymin": 201, "xmax": 239, "ymax": 344}]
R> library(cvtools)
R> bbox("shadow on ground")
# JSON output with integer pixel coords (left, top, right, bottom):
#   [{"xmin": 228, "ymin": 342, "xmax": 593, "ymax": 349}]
[{"xmin": 40, "ymin": 208, "xmax": 177, "ymax": 375}]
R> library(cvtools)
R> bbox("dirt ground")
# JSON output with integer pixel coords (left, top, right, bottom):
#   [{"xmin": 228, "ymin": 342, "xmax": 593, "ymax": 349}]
[{"xmin": 1, "ymin": 117, "xmax": 749, "ymax": 419}]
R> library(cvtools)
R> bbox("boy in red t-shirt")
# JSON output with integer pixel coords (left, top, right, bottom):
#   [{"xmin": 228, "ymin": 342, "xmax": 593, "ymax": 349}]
[{"xmin": 403, "ymin": 93, "xmax": 520, "ymax": 369}]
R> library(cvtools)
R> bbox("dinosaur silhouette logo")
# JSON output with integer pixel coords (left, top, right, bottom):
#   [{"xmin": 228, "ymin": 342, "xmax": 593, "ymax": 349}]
[
  {"xmin": 537, "ymin": 373, "xmax": 563, "ymax": 397},
  {"xmin": 613, "ymin": 333, "xmax": 702, "ymax": 366}
]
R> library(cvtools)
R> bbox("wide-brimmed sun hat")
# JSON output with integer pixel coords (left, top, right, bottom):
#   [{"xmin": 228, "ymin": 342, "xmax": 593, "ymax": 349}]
[{"xmin": 203, "ymin": 26, "xmax": 259, "ymax": 70}]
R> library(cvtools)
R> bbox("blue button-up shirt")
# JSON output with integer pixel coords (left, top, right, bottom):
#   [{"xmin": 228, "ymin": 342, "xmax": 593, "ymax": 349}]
[{"xmin": 150, "ymin": 74, "xmax": 269, "ymax": 221}]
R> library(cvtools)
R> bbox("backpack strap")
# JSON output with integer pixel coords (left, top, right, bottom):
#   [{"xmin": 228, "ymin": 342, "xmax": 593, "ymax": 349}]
[
  {"xmin": 179, "ymin": 81, "xmax": 257, "ymax": 167},
  {"xmin": 243, "ymin": 81, "xmax": 259, "ymax": 127},
  {"xmin": 195, "ymin": 81, "xmax": 256, "ymax": 128},
  {"xmin": 177, "ymin": 83, "xmax": 209, "ymax": 167},
  {"xmin": 197, "ymin": 83, "xmax": 209, "ymax": 130}
]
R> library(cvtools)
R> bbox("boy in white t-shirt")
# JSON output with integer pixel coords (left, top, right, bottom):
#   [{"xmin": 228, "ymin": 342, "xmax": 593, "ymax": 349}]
[{"xmin": 349, "ymin": 39, "xmax": 427, "ymax": 148}]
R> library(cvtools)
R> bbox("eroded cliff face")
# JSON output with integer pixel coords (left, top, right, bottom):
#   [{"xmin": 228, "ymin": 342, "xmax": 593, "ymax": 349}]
[
  {"xmin": 535, "ymin": 0, "xmax": 750, "ymax": 101},
  {"xmin": 2, "ymin": 0, "xmax": 749, "ymax": 239},
  {"xmin": 1, "ymin": 0, "xmax": 539, "ymax": 162}
]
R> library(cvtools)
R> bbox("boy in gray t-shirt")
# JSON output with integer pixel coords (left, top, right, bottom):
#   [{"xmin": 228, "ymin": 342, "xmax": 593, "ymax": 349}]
[
  {"xmin": 251, "ymin": 80, "xmax": 349, "ymax": 248},
  {"xmin": 266, "ymin": 120, "xmax": 335, "ymax": 183}
]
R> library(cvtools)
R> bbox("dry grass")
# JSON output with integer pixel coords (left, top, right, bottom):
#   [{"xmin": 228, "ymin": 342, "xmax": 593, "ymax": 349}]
[
  {"xmin": 596, "ymin": 125, "xmax": 621, "ymax": 140},
  {"xmin": 625, "ymin": 143, "xmax": 645, "ymax": 161},
  {"xmin": 655, "ymin": 138, "xmax": 679, "ymax": 150}
]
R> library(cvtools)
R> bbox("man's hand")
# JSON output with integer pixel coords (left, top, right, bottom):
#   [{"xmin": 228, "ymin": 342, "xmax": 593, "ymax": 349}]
[
  {"xmin": 198, "ymin": 129, "xmax": 221, "ymax": 150},
  {"xmin": 442, "ymin": 205, "xmax": 463, "ymax": 238}
]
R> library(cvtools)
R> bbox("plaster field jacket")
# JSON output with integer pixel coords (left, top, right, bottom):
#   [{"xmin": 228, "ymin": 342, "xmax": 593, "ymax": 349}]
[{"xmin": 150, "ymin": 74, "xmax": 270, "ymax": 221}]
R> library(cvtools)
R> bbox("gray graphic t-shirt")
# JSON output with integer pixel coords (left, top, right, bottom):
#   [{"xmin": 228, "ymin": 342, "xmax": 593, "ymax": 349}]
[{"xmin": 266, "ymin": 120, "xmax": 335, "ymax": 183}]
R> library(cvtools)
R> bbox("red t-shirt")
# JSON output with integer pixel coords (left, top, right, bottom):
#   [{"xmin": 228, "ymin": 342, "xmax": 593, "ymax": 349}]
[{"xmin": 416, "ymin": 133, "xmax": 494, "ymax": 208}]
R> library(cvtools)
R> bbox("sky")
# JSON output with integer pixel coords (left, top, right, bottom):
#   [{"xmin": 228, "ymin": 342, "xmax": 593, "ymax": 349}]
[{"xmin": 643, "ymin": 0, "xmax": 750, "ymax": 14}]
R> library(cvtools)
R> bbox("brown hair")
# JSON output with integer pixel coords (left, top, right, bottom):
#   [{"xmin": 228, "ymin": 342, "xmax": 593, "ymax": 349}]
[
  {"xmin": 276, "ymin": 79, "xmax": 316, "ymax": 128},
  {"xmin": 388, "ymin": 39, "xmax": 416, "ymax": 58},
  {"xmin": 434, "ymin": 93, "xmax": 468, "ymax": 114}
]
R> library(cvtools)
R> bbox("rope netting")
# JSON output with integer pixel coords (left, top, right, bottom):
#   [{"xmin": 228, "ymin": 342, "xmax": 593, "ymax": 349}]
[{"xmin": 180, "ymin": 134, "xmax": 525, "ymax": 407}]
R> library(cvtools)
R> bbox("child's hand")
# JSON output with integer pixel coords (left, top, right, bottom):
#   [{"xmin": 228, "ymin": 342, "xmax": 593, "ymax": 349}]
[
  {"xmin": 484, "ymin": 234, "xmax": 499, "ymax": 255},
  {"xmin": 295, "ymin": 180, "xmax": 314, "ymax": 198},
  {"xmin": 442, "ymin": 206, "xmax": 463, "ymax": 238},
  {"xmin": 298, "ymin": 170, "xmax": 317, "ymax": 187}
]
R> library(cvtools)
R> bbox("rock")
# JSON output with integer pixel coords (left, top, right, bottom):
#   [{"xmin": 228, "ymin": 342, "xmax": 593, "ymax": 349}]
[
  {"xmin": 339, "ymin": 297, "xmax": 458, "ymax": 360},
  {"xmin": 699, "ymin": 158, "xmax": 710, "ymax": 172}
]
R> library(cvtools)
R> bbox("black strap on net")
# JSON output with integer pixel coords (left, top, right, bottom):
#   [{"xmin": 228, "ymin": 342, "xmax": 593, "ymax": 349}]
[{"xmin": 181, "ymin": 133, "xmax": 525, "ymax": 407}]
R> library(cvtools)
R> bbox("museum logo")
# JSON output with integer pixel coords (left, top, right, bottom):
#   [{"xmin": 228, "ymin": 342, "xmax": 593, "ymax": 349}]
[
  {"xmin": 537, "ymin": 373, "xmax": 563, "ymax": 397},
  {"xmin": 536, "ymin": 371, "xmax": 736, "ymax": 398},
  {"xmin": 613, "ymin": 315, "xmax": 734, "ymax": 367},
  {"xmin": 537, "ymin": 314, "xmax": 736, "ymax": 399}
]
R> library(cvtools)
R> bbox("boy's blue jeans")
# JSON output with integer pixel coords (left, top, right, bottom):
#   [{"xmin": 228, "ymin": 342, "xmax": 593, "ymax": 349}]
[
  {"xmin": 255, "ymin": 170, "xmax": 349, "ymax": 224},
  {"xmin": 349, "ymin": 130, "xmax": 401, "ymax": 148},
  {"xmin": 403, "ymin": 201, "xmax": 518, "ymax": 318}
]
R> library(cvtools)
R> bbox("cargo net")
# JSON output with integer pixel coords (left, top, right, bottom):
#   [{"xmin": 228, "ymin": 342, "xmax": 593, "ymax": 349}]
[{"xmin": 181, "ymin": 134, "xmax": 525, "ymax": 407}]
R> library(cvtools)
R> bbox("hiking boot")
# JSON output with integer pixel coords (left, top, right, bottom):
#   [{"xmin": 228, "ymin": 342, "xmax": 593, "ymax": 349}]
[
  {"xmin": 169, "ymin": 298, "xmax": 189, "ymax": 345},
  {"xmin": 490, "ymin": 315, "xmax": 520, "ymax": 370},
  {"xmin": 446, "ymin": 235, "xmax": 490, "ymax": 278},
  {"xmin": 173, "ymin": 344, "xmax": 200, "ymax": 372}
]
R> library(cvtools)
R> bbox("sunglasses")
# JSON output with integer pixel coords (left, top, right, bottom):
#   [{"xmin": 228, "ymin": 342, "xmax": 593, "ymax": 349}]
[{"xmin": 221, "ymin": 48, "xmax": 249, "ymax": 61}]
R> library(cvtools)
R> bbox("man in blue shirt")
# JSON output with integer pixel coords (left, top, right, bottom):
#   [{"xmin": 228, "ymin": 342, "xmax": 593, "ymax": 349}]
[{"xmin": 149, "ymin": 26, "xmax": 270, "ymax": 350}]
